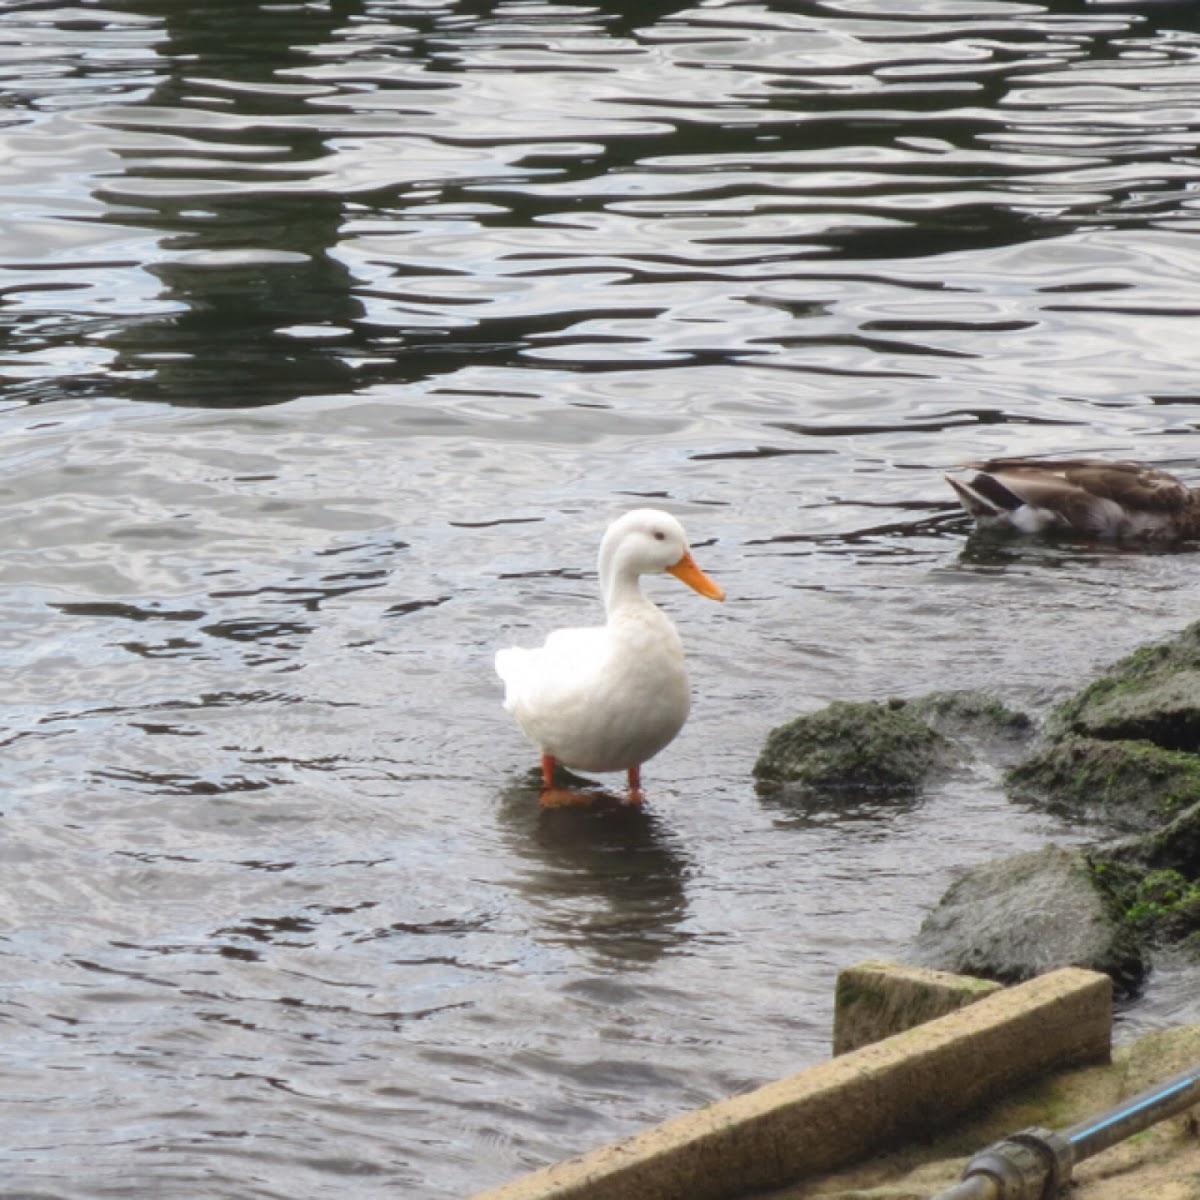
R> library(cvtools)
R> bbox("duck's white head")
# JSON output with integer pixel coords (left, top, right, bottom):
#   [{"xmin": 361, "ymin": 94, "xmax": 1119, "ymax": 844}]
[{"xmin": 598, "ymin": 508, "xmax": 725, "ymax": 607}]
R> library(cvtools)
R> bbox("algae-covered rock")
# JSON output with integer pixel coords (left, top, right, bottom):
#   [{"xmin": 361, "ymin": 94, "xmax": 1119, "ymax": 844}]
[
  {"xmin": 1000, "ymin": 622, "xmax": 1200, "ymax": 956},
  {"xmin": 1049, "ymin": 619, "xmax": 1200, "ymax": 749},
  {"xmin": 1089, "ymin": 859, "xmax": 1200, "ymax": 947},
  {"xmin": 1006, "ymin": 735, "xmax": 1200, "ymax": 832},
  {"xmin": 1088, "ymin": 800, "xmax": 1200, "ymax": 946},
  {"xmin": 914, "ymin": 845, "xmax": 1146, "ymax": 994},
  {"xmin": 1122, "ymin": 797, "xmax": 1200, "ymax": 878},
  {"xmin": 1122, "ymin": 870, "xmax": 1200, "ymax": 942},
  {"xmin": 753, "ymin": 700, "xmax": 948, "ymax": 796}
]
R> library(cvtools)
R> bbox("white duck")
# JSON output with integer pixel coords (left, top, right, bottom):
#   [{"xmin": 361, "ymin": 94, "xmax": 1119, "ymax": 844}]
[
  {"xmin": 495, "ymin": 508, "xmax": 725, "ymax": 805},
  {"xmin": 946, "ymin": 458, "xmax": 1200, "ymax": 541}
]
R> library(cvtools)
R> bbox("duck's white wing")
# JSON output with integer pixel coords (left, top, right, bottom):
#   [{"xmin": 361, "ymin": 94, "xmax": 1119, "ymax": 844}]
[
  {"xmin": 494, "ymin": 624, "xmax": 609, "ymax": 713},
  {"xmin": 495, "ymin": 612, "xmax": 691, "ymax": 774}
]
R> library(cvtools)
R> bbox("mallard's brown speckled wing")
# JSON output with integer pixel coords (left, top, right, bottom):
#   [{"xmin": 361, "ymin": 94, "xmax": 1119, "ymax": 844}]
[{"xmin": 963, "ymin": 458, "xmax": 1192, "ymax": 514}]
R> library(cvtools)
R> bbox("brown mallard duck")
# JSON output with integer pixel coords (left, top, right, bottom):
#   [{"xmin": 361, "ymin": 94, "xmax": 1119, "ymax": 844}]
[{"xmin": 945, "ymin": 458, "xmax": 1200, "ymax": 541}]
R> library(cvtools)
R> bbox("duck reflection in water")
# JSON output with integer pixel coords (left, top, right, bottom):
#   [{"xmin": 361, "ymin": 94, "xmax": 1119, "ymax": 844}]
[{"xmin": 495, "ymin": 773, "xmax": 691, "ymax": 966}]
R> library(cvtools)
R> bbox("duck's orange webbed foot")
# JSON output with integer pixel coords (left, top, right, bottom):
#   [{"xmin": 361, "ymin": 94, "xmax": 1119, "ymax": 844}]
[
  {"xmin": 539, "ymin": 787, "xmax": 598, "ymax": 809},
  {"xmin": 538, "ymin": 754, "xmax": 595, "ymax": 807}
]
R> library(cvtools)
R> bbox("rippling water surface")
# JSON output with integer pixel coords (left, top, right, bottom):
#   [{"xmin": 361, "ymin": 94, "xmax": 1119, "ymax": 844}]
[{"xmin": 5, "ymin": 1, "xmax": 1200, "ymax": 1195}]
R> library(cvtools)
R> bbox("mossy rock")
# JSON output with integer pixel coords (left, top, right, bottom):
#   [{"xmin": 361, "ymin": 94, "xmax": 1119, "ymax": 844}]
[
  {"xmin": 1090, "ymin": 798, "xmax": 1200, "ymax": 882},
  {"xmin": 914, "ymin": 845, "xmax": 1146, "ymax": 995},
  {"xmin": 1129, "ymin": 797, "xmax": 1200, "ymax": 878},
  {"xmin": 1006, "ymin": 735, "xmax": 1200, "ymax": 832},
  {"xmin": 1125, "ymin": 870, "xmax": 1200, "ymax": 941},
  {"xmin": 1088, "ymin": 800, "xmax": 1200, "ymax": 947},
  {"xmin": 1049, "ymin": 619, "xmax": 1200, "ymax": 750},
  {"xmin": 1088, "ymin": 857, "xmax": 1200, "ymax": 945},
  {"xmin": 754, "ymin": 700, "xmax": 948, "ymax": 796}
]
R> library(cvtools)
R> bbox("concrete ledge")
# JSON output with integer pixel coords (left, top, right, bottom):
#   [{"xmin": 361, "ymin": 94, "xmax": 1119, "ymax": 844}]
[
  {"xmin": 472, "ymin": 967, "xmax": 1112, "ymax": 1200},
  {"xmin": 833, "ymin": 960, "xmax": 1004, "ymax": 1054}
]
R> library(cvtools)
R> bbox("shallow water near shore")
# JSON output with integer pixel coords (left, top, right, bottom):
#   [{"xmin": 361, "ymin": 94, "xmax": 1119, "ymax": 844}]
[{"xmin": 4, "ymin": 2, "xmax": 1200, "ymax": 1196}]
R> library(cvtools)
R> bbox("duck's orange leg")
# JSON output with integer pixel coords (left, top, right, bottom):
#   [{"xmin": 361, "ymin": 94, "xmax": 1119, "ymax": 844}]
[
  {"xmin": 541, "ymin": 754, "xmax": 557, "ymax": 788},
  {"xmin": 626, "ymin": 763, "xmax": 644, "ymax": 806}
]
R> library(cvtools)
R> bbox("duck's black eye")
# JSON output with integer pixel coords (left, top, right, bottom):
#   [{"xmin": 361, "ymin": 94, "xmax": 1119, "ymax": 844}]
[{"xmin": 653, "ymin": 530, "xmax": 666, "ymax": 541}]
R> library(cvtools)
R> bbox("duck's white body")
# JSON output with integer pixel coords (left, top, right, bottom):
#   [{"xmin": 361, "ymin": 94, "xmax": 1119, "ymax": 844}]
[
  {"xmin": 495, "ymin": 509, "xmax": 724, "ymax": 799},
  {"xmin": 496, "ymin": 603, "xmax": 690, "ymax": 774}
]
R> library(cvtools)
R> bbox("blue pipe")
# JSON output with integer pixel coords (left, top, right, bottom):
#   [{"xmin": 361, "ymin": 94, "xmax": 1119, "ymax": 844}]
[
  {"xmin": 931, "ymin": 1063, "xmax": 1200, "ymax": 1200},
  {"xmin": 1065, "ymin": 1064, "xmax": 1200, "ymax": 1160}
]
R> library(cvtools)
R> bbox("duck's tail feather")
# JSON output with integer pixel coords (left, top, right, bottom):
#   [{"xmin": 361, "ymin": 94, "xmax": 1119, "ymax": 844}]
[{"xmin": 945, "ymin": 471, "xmax": 1024, "ymax": 519}]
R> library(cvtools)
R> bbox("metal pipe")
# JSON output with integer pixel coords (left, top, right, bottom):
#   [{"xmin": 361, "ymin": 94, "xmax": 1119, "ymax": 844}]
[
  {"xmin": 929, "ymin": 1063, "xmax": 1200, "ymax": 1200},
  {"xmin": 931, "ymin": 1181, "xmax": 998, "ymax": 1200},
  {"xmin": 1065, "ymin": 1063, "xmax": 1200, "ymax": 1161}
]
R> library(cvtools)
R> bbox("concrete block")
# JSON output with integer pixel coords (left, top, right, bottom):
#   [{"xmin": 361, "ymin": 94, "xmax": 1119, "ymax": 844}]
[
  {"xmin": 471, "ymin": 967, "xmax": 1112, "ymax": 1200},
  {"xmin": 833, "ymin": 960, "xmax": 1003, "ymax": 1054}
]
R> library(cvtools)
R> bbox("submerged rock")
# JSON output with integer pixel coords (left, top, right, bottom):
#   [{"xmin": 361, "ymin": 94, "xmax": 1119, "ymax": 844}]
[
  {"xmin": 914, "ymin": 845, "xmax": 1146, "ymax": 995},
  {"xmin": 1006, "ymin": 735, "xmax": 1200, "ymax": 833},
  {"xmin": 753, "ymin": 700, "xmax": 948, "ymax": 797},
  {"xmin": 906, "ymin": 689, "xmax": 1033, "ymax": 742}
]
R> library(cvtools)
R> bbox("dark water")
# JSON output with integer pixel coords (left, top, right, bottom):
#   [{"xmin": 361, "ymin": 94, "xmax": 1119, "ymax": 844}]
[{"xmin": 4, "ymin": 1, "xmax": 1200, "ymax": 1195}]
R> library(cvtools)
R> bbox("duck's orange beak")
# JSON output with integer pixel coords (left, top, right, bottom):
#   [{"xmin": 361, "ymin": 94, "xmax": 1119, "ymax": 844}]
[{"xmin": 667, "ymin": 550, "xmax": 725, "ymax": 601}]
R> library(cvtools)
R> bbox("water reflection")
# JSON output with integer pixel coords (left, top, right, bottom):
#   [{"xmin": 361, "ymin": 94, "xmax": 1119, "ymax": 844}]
[
  {"xmin": 96, "ymin": 3, "xmax": 368, "ymax": 406},
  {"xmin": 757, "ymin": 780, "xmax": 921, "ymax": 834},
  {"xmin": 495, "ymin": 774, "xmax": 690, "ymax": 966},
  {"xmin": 6, "ymin": 0, "xmax": 1200, "ymax": 408},
  {"xmin": 954, "ymin": 529, "xmax": 1189, "ymax": 570}
]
